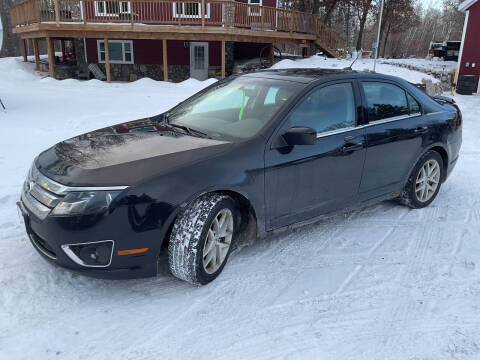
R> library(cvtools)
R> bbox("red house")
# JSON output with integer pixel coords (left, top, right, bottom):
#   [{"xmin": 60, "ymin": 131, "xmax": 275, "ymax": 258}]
[
  {"xmin": 11, "ymin": 1, "xmax": 345, "ymax": 83},
  {"xmin": 458, "ymin": 0, "xmax": 480, "ymax": 94}
]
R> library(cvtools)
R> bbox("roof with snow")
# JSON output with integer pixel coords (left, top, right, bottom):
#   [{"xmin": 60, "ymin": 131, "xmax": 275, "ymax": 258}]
[{"xmin": 459, "ymin": 0, "xmax": 478, "ymax": 11}]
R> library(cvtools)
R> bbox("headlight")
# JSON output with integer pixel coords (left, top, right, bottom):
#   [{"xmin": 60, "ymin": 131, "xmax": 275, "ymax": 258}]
[{"xmin": 51, "ymin": 191, "xmax": 121, "ymax": 216}]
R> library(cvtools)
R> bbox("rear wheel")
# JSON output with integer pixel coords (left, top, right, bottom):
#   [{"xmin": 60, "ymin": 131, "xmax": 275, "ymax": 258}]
[
  {"xmin": 398, "ymin": 150, "xmax": 444, "ymax": 209},
  {"xmin": 168, "ymin": 193, "xmax": 237, "ymax": 285}
]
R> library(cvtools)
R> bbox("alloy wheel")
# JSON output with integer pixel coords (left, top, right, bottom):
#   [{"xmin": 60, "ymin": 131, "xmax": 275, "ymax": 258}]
[
  {"xmin": 202, "ymin": 208, "xmax": 234, "ymax": 274},
  {"xmin": 415, "ymin": 159, "xmax": 441, "ymax": 203}
]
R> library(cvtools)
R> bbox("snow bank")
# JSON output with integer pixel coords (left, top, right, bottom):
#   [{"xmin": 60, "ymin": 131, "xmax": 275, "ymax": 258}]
[{"xmin": 271, "ymin": 56, "xmax": 441, "ymax": 84}]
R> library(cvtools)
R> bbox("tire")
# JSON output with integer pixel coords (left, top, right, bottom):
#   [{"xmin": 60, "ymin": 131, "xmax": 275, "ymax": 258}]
[
  {"xmin": 398, "ymin": 150, "xmax": 444, "ymax": 209},
  {"xmin": 456, "ymin": 88, "xmax": 473, "ymax": 96},
  {"xmin": 459, "ymin": 75, "xmax": 477, "ymax": 85},
  {"xmin": 168, "ymin": 193, "xmax": 237, "ymax": 285}
]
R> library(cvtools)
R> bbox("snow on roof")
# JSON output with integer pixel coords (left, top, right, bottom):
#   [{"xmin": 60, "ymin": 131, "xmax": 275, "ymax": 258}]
[{"xmin": 459, "ymin": 0, "xmax": 478, "ymax": 11}]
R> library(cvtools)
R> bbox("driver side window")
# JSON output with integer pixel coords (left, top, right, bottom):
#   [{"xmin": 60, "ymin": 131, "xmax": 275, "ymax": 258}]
[{"xmin": 289, "ymin": 83, "xmax": 356, "ymax": 133}]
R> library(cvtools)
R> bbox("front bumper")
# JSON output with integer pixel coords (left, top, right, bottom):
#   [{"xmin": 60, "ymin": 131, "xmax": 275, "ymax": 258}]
[{"xmin": 17, "ymin": 199, "xmax": 160, "ymax": 280}]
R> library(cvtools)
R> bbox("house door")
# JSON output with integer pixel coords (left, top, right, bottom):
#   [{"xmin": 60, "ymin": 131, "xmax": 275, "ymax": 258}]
[{"xmin": 190, "ymin": 42, "xmax": 209, "ymax": 80}]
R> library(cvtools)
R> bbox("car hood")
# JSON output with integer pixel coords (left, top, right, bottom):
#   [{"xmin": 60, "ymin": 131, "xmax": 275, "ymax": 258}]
[{"xmin": 36, "ymin": 118, "xmax": 232, "ymax": 186}]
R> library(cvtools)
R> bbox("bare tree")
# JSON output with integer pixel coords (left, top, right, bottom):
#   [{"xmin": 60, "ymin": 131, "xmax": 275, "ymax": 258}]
[
  {"xmin": 0, "ymin": 0, "xmax": 24, "ymax": 57},
  {"xmin": 353, "ymin": 0, "xmax": 374, "ymax": 50}
]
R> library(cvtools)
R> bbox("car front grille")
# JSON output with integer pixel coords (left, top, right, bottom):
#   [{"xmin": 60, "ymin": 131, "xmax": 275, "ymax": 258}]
[{"xmin": 21, "ymin": 165, "xmax": 65, "ymax": 220}]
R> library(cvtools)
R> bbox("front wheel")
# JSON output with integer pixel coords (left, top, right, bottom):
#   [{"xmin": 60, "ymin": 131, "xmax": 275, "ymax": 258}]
[
  {"xmin": 398, "ymin": 150, "xmax": 444, "ymax": 209},
  {"xmin": 168, "ymin": 193, "xmax": 237, "ymax": 285}
]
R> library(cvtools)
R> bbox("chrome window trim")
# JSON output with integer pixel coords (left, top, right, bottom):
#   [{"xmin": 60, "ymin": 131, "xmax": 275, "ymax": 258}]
[
  {"xmin": 317, "ymin": 126, "xmax": 357, "ymax": 138},
  {"xmin": 315, "ymin": 113, "xmax": 423, "ymax": 138},
  {"xmin": 367, "ymin": 112, "xmax": 422, "ymax": 126},
  {"xmin": 61, "ymin": 240, "xmax": 115, "ymax": 268},
  {"xmin": 31, "ymin": 165, "xmax": 128, "ymax": 196}
]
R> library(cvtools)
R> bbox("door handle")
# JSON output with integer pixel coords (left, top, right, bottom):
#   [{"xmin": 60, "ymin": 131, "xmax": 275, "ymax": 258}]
[
  {"xmin": 414, "ymin": 126, "xmax": 428, "ymax": 134},
  {"xmin": 342, "ymin": 142, "xmax": 364, "ymax": 153}
]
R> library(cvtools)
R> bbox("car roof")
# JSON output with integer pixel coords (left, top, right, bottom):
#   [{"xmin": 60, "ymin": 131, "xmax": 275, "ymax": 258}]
[{"xmin": 242, "ymin": 68, "xmax": 398, "ymax": 84}]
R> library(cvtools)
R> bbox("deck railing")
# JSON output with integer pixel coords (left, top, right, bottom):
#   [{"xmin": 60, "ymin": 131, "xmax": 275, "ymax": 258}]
[{"xmin": 10, "ymin": 0, "xmax": 346, "ymax": 55}]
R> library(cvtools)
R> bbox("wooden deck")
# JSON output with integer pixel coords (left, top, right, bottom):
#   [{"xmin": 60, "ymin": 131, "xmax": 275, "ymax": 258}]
[
  {"xmin": 11, "ymin": 0, "xmax": 346, "ymax": 82},
  {"xmin": 11, "ymin": 0, "xmax": 345, "ymax": 56}
]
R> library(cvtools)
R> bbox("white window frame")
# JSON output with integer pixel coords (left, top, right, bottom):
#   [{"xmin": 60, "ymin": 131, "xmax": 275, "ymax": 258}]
[
  {"xmin": 248, "ymin": 0, "xmax": 262, "ymax": 16},
  {"xmin": 94, "ymin": 1, "xmax": 131, "ymax": 16},
  {"xmin": 172, "ymin": 2, "xmax": 211, "ymax": 18},
  {"xmin": 97, "ymin": 40, "xmax": 134, "ymax": 64}
]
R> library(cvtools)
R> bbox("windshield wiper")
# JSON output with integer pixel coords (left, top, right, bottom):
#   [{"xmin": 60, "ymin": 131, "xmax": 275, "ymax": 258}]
[{"xmin": 168, "ymin": 123, "xmax": 210, "ymax": 138}]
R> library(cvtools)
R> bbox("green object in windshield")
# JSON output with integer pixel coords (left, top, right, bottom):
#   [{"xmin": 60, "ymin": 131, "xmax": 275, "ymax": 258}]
[{"xmin": 238, "ymin": 89, "xmax": 246, "ymax": 121}]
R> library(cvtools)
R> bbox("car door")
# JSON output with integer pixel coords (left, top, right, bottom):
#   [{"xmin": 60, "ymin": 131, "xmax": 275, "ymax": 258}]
[
  {"xmin": 358, "ymin": 80, "xmax": 427, "ymax": 199},
  {"xmin": 265, "ymin": 80, "xmax": 366, "ymax": 230}
]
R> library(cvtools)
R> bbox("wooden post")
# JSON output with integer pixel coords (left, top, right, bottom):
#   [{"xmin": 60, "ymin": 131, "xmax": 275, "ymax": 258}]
[
  {"xmin": 82, "ymin": 0, "xmax": 87, "ymax": 24},
  {"xmin": 163, "ymin": 39, "xmax": 168, "ymax": 82},
  {"xmin": 201, "ymin": 0, "xmax": 205, "ymax": 28},
  {"xmin": 221, "ymin": 40, "xmax": 226, "ymax": 79},
  {"xmin": 305, "ymin": 41, "xmax": 311, "ymax": 57},
  {"xmin": 61, "ymin": 39, "xmax": 66, "ymax": 61},
  {"xmin": 289, "ymin": 12, "xmax": 293, "ymax": 34},
  {"xmin": 54, "ymin": 0, "xmax": 60, "ymax": 26},
  {"xmin": 21, "ymin": 39, "xmax": 27, "ymax": 62},
  {"xmin": 104, "ymin": 38, "xmax": 111, "ymax": 83},
  {"xmin": 46, "ymin": 37, "xmax": 55, "ymax": 78},
  {"xmin": 130, "ymin": 1, "xmax": 134, "ymax": 26},
  {"xmin": 33, "ymin": 38, "xmax": 40, "ymax": 70},
  {"xmin": 270, "ymin": 43, "xmax": 275, "ymax": 66},
  {"xmin": 177, "ymin": 2, "xmax": 181, "ymax": 25},
  {"xmin": 261, "ymin": 6, "xmax": 264, "ymax": 31}
]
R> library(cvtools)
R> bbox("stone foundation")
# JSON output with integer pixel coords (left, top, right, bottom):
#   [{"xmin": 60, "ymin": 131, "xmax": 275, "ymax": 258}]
[
  {"xmin": 38, "ymin": 61, "xmax": 77, "ymax": 80},
  {"xmin": 93, "ymin": 63, "xmax": 225, "ymax": 82}
]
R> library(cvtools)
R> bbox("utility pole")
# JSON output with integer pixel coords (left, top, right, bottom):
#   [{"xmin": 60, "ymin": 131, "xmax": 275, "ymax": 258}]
[{"xmin": 374, "ymin": 0, "xmax": 384, "ymax": 72}]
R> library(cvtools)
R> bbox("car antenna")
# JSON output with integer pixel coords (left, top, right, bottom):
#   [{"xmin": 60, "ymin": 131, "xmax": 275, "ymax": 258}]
[{"xmin": 343, "ymin": 52, "xmax": 361, "ymax": 71}]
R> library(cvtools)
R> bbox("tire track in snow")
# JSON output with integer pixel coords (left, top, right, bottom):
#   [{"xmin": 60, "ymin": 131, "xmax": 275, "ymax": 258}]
[
  {"xmin": 376, "ymin": 218, "xmax": 438, "ymax": 356},
  {"xmin": 334, "ymin": 226, "xmax": 395, "ymax": 296}
]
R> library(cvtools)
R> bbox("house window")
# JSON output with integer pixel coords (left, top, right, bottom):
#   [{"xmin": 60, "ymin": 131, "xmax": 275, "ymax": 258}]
[
  {"xmin": 97, "ymin": 40, "xmax": 134, "ymax": 64},
  {"xmin": 173, "ymin": 2, "xmax": 210, "ymax": 18},
  {"xmin": 95, "ymin": 1, "xmax": 130, "ymax": 16},
  {"xmin": 248, "ymin": 0, "xmax": 262, "ymax": 16}
]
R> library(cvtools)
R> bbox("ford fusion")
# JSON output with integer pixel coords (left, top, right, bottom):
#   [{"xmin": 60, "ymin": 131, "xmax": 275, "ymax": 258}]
[{"xmin": 18, "ymin": 69, "xmax": 462, "ymax": 285}]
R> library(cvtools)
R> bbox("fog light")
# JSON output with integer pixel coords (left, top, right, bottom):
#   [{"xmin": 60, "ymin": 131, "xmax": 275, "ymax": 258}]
[{"xmin": 62, "ymin": 240, "xmax": 114, "ymax": 268}]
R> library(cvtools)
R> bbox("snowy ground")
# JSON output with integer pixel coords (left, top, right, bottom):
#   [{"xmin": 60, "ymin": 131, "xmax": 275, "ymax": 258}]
[{"xmin": 1, "ymin": 57, "xmax": 480, "ymax": 360}]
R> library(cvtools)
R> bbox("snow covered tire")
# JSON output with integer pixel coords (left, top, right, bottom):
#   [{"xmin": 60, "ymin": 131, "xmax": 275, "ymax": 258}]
[
  {"xmin": 168, "ymin": 193, "xmax": 237, "ymax": 285},
  {"xmin": 397, "ymin": 150, "xmax": 444, "ymax": 209}
]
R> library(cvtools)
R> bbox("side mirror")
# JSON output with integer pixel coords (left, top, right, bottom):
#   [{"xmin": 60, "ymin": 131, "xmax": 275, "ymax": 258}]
[{"xmin": 282, "ymin": 127, "xmax": 317, "ymax": 146}]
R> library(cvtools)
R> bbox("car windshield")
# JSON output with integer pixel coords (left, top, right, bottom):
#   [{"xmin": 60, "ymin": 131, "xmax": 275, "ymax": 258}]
[{"xmin": 166, "ymin": 77, "xmax": 299, "ymax": 139}]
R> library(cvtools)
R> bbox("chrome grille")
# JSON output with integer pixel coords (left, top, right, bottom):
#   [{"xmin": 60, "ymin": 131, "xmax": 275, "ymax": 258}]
[
  {"xmin": 21, "ymin": 165, "xmax": 65, "ymax": 220},
  {"xmin": 29, "ymin": 182, "xmax": 61, "ymax": 208}
]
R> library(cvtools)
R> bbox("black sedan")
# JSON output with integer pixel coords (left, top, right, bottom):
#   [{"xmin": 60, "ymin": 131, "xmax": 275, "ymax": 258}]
[{"xmin": 18, "ymin": 69, "xmax": 462, "ymax": 284}]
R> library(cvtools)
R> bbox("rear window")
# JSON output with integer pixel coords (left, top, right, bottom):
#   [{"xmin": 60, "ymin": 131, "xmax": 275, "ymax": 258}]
[{"xmin": 361, "ymin": 82, "xmax": 409, "ymax": 121}]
